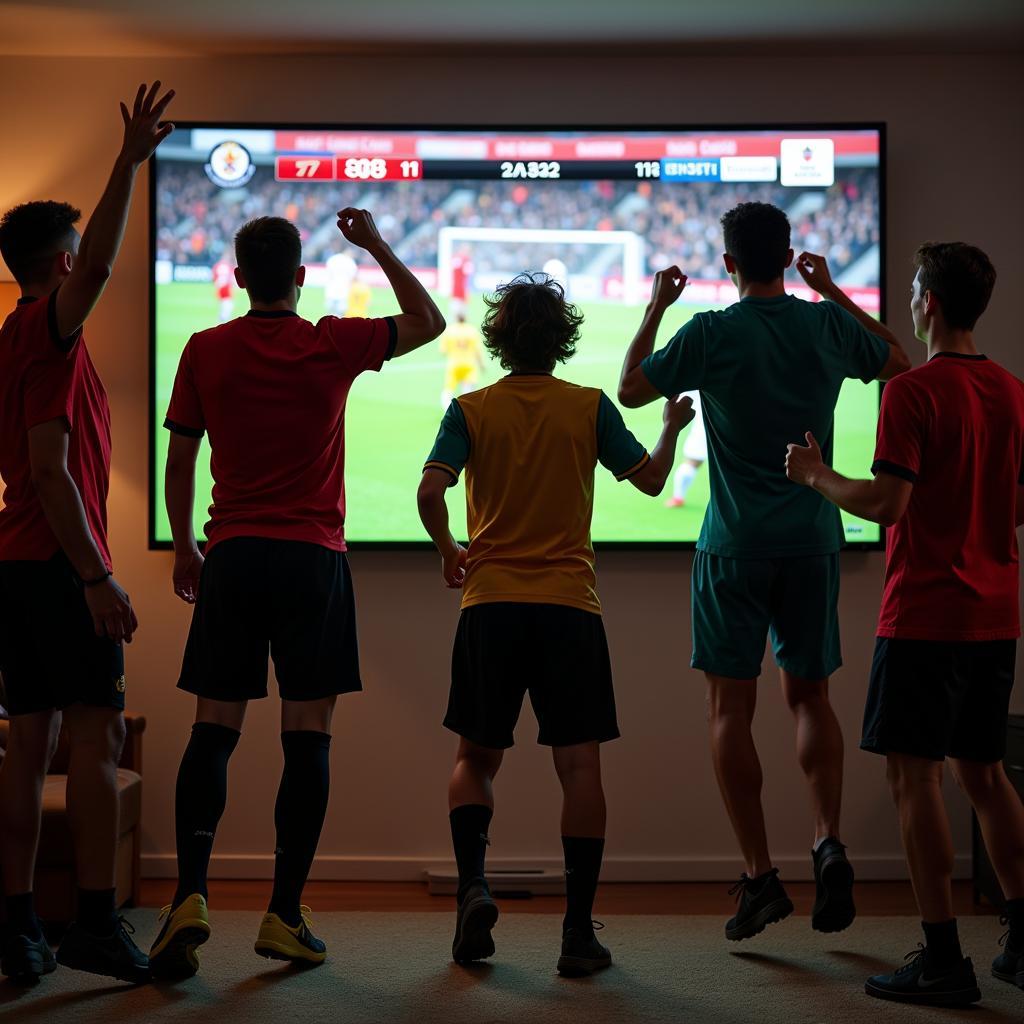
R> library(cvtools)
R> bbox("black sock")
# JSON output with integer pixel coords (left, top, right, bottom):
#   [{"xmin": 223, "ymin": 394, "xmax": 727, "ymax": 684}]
[
  {"xmin": 562, "ymin": 836, "xmax": 604, "ymax": 932},
  {"xmin": 1006, "ymin": 897, "xmax": 1024, "ymax": 950},
  {"xmin": 449, "ymin": 804, "xmax": 492, "ymax": 902},
  {"xmin": 922, "ymin": 918, "xmax": 963, "ymax": 972},
  {"xmin": 77, "ymin": 887, "xmax": 116, "ymax": 935},
  {"xmin": 173, "ymin": 722, "xmax": 241, "ymax": 907},
  {"xmin": 268, "ymin": 731, "xmax": 332, "ymax": 928},
  {"xmin": 5, "ymin": 892, "xmax": 42, "ymax": 942}
]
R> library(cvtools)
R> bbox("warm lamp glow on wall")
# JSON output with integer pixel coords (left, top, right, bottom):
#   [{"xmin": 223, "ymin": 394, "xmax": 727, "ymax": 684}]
[{"xmin": 0, "ymin": 261, "xmax": 18, "ymax": 315}]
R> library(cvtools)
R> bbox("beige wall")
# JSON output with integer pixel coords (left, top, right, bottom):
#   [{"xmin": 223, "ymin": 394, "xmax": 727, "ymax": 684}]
[{"xmin": 1, "ymin": 52, "xmax": 1021, "ymax": 882}]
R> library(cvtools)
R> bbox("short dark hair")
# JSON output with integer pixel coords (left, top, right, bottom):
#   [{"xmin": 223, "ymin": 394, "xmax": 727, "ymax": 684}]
[
  {"xmin": 481, "ymin": 273, "xmax": 583, "ymax": 373},
  {"xmin": 234, "ymin": 217, "xmax": 301, "ymax": 303},
  {"xmin": 913, "ymin": 242, "xmax": 996, "ymax": 331},
  {"xmin": 720, "ymin": 202, "xmax": 791, "ymax": 284},
  {"xmin": 0, "ymin": 201, "xmax": 81, "ymax": 285}
]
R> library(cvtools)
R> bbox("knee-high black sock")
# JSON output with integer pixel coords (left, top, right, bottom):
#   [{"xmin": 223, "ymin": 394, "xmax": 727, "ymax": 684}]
[
  {"xmin": 562, "ymin": 836, "xmax": 605, "ymax": 932},
  {"xmin": 174, "ymin": 722, "xmax": 240, "ymax": 907},
  {"xmin": 268, "ymin": 731, "xmax": 332, "ymax": 927},
  {"xmin": 449, "ymin": 804, "xmax": 492, "ymax": 902},
  {"xmin": 1006, "ymin": 896, "xmax": 1024, "ymax": 950}
]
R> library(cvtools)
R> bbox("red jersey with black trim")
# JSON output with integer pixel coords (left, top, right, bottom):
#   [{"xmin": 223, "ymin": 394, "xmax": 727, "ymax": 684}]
[
  {"xmin": 165, "ymin": 310, "xmax": 397, "ymax": 552},
  {"xmin": 872, "ymin": 352, "xmax": 1024, "ymax": 641},
  {"xmin": 0, "ymin": 293, "xmax": 113, "ymax": 568}
]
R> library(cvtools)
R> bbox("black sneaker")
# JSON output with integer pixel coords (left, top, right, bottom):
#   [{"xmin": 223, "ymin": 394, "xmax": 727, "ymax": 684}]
[
  {"xmin": 452, "ymin": 884, "xmax": 499, "ymax": 965},
  {"xmin": 811, "ymin": 838, "xmax": 856, "ymax": 933},
  {"xmin": 725, "ymin": 868, "xmax": 794, "ymax": 941},
  {"xmin": 557, "ymin": 921, "xmax": 612, "ymax": 977},
  {"xmin": 991, "ymin": 914, "xmax": 1024, "ymax": 989},
  {"xmin": 56, "ymin": 917, "xmax": 150, "ymax": 984},
  {"xmin": 1, "ymin": 932, "xmax": 57, "ymax": 985},
  {"xmin": 865, "ymin": 945, "xmax": 981, "ymax": 1006}
]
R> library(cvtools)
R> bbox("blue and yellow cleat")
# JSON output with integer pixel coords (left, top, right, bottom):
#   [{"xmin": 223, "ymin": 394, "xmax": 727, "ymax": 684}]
[
  {"xmin": 254, "ymin": 906, "xmax": 326, "ymax": 966},
  {"xmin": 149, "ymin": 894, "xmax": 211, "ymax": 980}
]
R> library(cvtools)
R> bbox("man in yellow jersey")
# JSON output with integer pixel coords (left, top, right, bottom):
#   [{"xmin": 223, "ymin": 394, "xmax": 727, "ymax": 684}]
[
  {"xmin": 346, "ymin": 277, "xmax": 372, "ymax": 319},
  {"xmin": 439, "ymin": 312, "xmax": 484, "ymax": 409},
  {"xmin": 417, "ymin": 273, "xmax": 692, "ymax": 976}
]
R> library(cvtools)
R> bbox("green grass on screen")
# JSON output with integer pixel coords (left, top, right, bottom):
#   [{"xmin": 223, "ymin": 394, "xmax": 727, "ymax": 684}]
[{"xmin": 153, "ymin": 283, "xmax": 881, "ymax": 545}]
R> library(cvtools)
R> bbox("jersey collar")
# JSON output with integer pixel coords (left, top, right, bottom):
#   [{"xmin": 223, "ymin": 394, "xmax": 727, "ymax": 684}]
[
  {"xmin": 246, "ymin": 309, "xmax": 299, "ymax": 318},
  {"xmin": 929, "ymin": 351, "xmax": 988, "ymax": 361}
]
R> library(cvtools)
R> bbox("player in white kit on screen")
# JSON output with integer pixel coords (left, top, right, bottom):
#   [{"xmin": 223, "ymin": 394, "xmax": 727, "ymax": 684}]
[
  {"xmin": 324, "ymin": 250, "xmax": 358, "ymax": 316},
  {"xmin": 666, "ymin": 391, "xmax": 707, "ymax": 508}
]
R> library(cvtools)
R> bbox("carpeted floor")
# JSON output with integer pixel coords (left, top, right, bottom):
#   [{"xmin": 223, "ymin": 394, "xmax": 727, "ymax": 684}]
[{"xmin": 1, "ymin": 911, "xmax": 1020, "ymax": 1023}]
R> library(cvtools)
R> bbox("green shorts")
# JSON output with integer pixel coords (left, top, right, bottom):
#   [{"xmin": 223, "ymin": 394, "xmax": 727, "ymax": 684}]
[{"xmin": 691, "ymin": 551, "xmax": 841, "ymax": 681}]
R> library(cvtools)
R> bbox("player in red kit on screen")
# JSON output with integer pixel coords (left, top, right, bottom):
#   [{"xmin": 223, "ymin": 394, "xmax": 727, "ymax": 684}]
[
  {"xmin": 449, "ymin": 249, "xmax": 473, "ymax": 320},
  {"xmin": 787, "ymin": 243, "xmax": 1024, "ymax": 1007},
  {"xmin": 149, "ymin": 209, "xmax": 444, "ymax": 979},
  {"xmin": 0, "ymin": 82, "xmax": 174, "ymax": 986},
  {"xmin": 212, "ymin": 255, "xmax": 234, "ymax": 322}
]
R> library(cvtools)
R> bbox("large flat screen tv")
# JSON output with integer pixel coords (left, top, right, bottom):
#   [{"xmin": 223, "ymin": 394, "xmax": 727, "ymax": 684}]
[{"xmin": 150, "ymin": 123, "xmax": 884, "ymax": 548}]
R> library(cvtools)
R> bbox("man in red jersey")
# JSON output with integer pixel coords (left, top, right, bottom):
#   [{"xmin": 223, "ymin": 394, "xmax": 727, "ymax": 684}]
[
  {"xmin": 787, "ymin": 243, "xmax": 1024, "ymax": 1008},
  {"xmin": 212, "ymin": 255, "xmax": 234, "ymax": 322},
  {"xmin": 449, "ymin": 248, "xmax": 473, "ymax": 320},
  {"xmin": 149, "ymin": 209, "xmax": 444, "ymax": 979},
  {"xmin": 0, "ymin": 83, "xmax": 174, "ymax": 985}
]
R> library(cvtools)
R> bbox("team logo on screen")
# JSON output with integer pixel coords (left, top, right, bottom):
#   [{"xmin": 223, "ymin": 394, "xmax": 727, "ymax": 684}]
[{"xmin": 205, "ymin": 141, "xmax": 256, "ymax": 188}]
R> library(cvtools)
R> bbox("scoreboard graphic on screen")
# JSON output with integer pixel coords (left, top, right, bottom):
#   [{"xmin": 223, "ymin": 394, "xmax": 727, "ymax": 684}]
[{"xmin": 150, "ymin": 124, "xmax": 884, "ymax": 549}]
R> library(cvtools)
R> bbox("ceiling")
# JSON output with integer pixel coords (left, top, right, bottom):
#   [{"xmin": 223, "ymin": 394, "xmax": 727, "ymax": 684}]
[{"xmin": 1, "ymin": 0, "xmax": 1023, "ymax": 56}]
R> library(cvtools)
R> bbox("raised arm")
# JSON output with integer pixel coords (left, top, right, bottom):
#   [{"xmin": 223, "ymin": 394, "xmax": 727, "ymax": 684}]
[
  {"xmin": 54, "ymin": 82, "xmax": 174, "ymax": 340},
  {"xmin": 165, "ymin": 432, "xmax": 204, "ymax": 603},
  {"xmin": 795, "ymin": 252, "xmax": 910, "ymax": 381},
  {"xmin": 618, "ymin": 267, "xmax": 687, "ymax": 408},
  {"xmin": 785, "ymin": 431, "xmax": 912, "ymax": 526},
  {"xmin": 28, "ymin": 419, "xmax": 138, "ymax": 641},
  {"xmin": 417, "ymin": 468, "xmax": 467, "ymax": 588},
  {"xmin": 337, "ymin": 208, "xmax": 445, "ymax": 357}
]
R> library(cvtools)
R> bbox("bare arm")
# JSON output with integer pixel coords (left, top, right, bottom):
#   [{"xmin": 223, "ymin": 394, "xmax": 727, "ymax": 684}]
[
  {"xmin": 628, "ymin": 395, "xmax": 693, "ymax": 496},
  {"xmin": 337, "ymin": 208, "xmax": 445, "ymax": 357},
  {"xmin": 417, "ymin": 469, "xmax": 467, "ymax": 587},
  {"xmin": 618, "ymin": 267, "xmax": 687, "ymax": 408},
  {"xmin": 164, "ymin": 432, "xmax": 205, "ymax": 603},
  {"xmin": 28, "ymin": 419, "xmax": 137, "ymax": 641},
  {"xmin": 55, "ymin": 82, "xmax": 174, "ymax": 339},
  {"xmin": 795, "ymin": 252, "xmax": 910, "ymax": 381},
  {"xmin": 785, "ymin": 431, "xmax": 912, "ymax": 526}
]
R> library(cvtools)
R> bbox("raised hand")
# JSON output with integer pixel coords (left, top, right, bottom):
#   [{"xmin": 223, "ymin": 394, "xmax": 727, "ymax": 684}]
[
  {"xmin": 665, "ymin": 393, "xmax": 695, "ymax": 431},
  {"xmin": 172, "ymin": 547, "xmax": 205, "ymax": 604},
  {"xmin": 337, "ymin": 208, "xmax": 384, "ymax": 250},
  {"xmin": 650, "ymin": 266, "xmax": 687, "ymax": 311},
  {"xmin": 795, "ymin": 252, "xmax": 835, "ymax": 295},
  {"xmin": 119, "ymin": 82, "xmax": 175, "ymax": 166},
  {"xmin": 785, "ymin": 431, "xmax": 825, "ymax": 487}
]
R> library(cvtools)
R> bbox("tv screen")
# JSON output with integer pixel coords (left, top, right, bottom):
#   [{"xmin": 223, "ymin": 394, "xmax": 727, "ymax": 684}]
[{"xmin": 150, "ymin": 124, "xmax": 883, "ymax": 547}]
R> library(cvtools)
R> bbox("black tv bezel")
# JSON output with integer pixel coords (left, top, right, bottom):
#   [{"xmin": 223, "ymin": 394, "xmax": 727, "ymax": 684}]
[{"xmin": 148, "ymin": 120, "xmax": 887, "ymax": 552}]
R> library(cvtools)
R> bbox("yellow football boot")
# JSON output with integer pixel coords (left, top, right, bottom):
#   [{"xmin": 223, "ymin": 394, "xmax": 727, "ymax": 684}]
[
  {"xmin": 254, "ymin": 906, "xmax": 326, "ymax": 965},
  {"xmin": 149, "ymin": 893, "xmax": 211, "ymax": 979}
]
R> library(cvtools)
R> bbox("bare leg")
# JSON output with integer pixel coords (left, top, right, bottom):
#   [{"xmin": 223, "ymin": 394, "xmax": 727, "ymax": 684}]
[
  {"xmin": 62, "ymin": 706, "xmax": 126, "ymax": 890},
  {"xmin": 887, "ymin": 753, "xmax": 955, "ymax": 922},
  {"xmin": 950, "ymin": 758, "xmax": 1024, "ymax": 900},
  {"xmin": 0, "ymin": 710, "xmax": 61, "ymax": 895},
  {"xmin": 706, "ymin": 674, "xmax": 771, "ymax": 877},
  {"xmin": 449, "ymin": 738, "xmax": 504, "ymax": 811},
  {"xmin": 552, "ymin": 742, "xmax": 606, "ymax": 838},
  {"xmin": 780, "ymin": 671, "xmax": 844, "ymax": 844},
  {"xmin": 195, "ymin": 696, "xmax": 247, "ymax": 731}
]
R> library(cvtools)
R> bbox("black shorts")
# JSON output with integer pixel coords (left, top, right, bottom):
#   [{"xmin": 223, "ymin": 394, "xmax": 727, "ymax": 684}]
[
  {"xmin": 178, "ymin": 537, "xmax": 361, "ymax": 703},
  {"xmin": 444, "ymin": 602, "xmax": 620, "ymax": 749},
  {"xmin": 861, "ymin": 637, "xmax": 1016, "ymax": 763},
  {"xmin": 0, "ymin": 553, "xmax": 125, "ymax": 716}
]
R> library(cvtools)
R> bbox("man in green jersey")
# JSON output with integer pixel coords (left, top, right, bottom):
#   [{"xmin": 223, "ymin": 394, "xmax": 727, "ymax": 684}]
[{"xmin": 618, "ymin": 202, "xmax": 910, "ymax": 943}]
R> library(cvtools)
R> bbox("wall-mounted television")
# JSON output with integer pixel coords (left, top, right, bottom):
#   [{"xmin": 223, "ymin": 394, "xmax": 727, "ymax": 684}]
[{"xmin": 150, "ymin": 123, "xmax": 884, "ymax": 549}]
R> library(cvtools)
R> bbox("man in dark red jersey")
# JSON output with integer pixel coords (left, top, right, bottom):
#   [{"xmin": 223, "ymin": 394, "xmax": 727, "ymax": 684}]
[
  {"xmin": 787, "ymin": 242, "xmax": 1024, "ymax": 1007},
  {"xmin": 0, "ymin": 83, "xmax": 174, "ymax": 985},
  {"xmin": 148, "ymin": 210, "xmax": 444, "ymax": 979}
]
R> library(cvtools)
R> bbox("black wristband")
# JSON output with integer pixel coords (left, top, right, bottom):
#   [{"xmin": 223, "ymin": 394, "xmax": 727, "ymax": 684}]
[{"xmin": 82, "ymin": 571, "xmax": 112, "ymax": 588}]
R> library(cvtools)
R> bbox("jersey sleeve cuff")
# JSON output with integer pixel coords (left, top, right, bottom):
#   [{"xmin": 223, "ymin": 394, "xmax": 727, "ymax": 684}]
[
  {"xmin": 384, "ymin": 316, "xmax": 398, "ymax": 361},
  {"xmin": 615, "ymin": 451, "xmax": 651, "ymax": 482},
  {"xmin": 871, "ymin": 458, "xmax": 917, "ymax": 482},
  {"xmin": 423, "ymin": 460, "xmax": 460, "ymax": 483},
  {"xmin": 164, "ymin": 417, "xmax": 205, "ymax": 438}
]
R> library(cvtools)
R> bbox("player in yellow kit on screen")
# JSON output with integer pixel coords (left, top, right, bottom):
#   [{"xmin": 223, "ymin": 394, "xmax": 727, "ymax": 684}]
[
  {"xmin": 346, "ymin": 278, "xmax": 371, "ymax": 319},
  {"xmin": 440, "ymin": 313, "xmax": 484, "ymax": 408}
]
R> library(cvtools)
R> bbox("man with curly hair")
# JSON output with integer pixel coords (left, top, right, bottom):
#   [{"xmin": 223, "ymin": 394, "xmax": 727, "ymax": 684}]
[
  {"xmin": 619, "ymin": 202, "xmax": 911, "ymax": 947},
  {"xmin": 0, "ymin": 83, "xmax": 173, "ymax": 985},
  {"xmin": 417, "ymin": 272, "xmax": 693, "ymax": 976}
]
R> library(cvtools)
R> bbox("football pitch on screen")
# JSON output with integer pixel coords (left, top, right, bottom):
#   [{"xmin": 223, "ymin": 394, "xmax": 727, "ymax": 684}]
[{"xmin": 153, "ymin": 282, "xmax": 881, "ymax": 545}]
